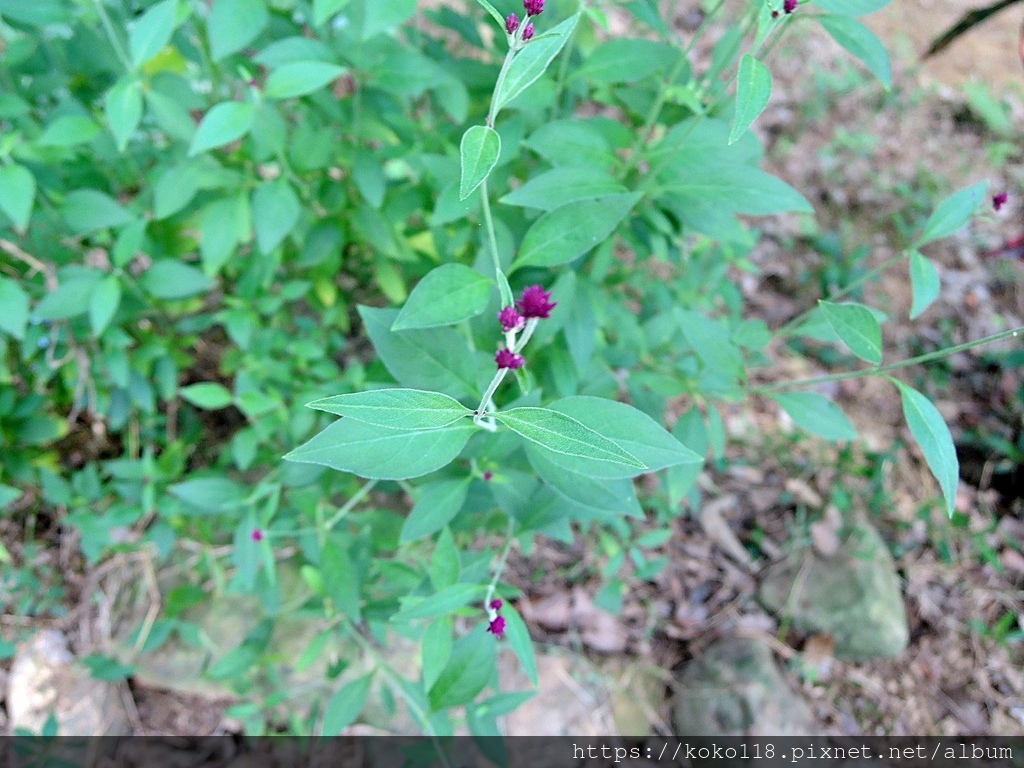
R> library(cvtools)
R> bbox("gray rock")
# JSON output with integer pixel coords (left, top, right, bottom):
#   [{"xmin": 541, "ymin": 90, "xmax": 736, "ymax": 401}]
[
  {"xmin": 759, "ymin": 519, "xmax": 909, "ymax": 660},
  {"xmin": 672, "ymin": 636, "xmax": 813, "ymax": 736}
]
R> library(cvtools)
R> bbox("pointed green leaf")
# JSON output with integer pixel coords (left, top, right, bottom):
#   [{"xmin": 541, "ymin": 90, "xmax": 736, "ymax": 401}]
[
  {"xmin": 104, "ymin": 79, "xmax": 144, "ymax": 153},
  {"xmin": 394, "ymin": 583, "xmax": 485, "ymax": 622},
  {"xmin": 0, "ymin": 164, "xmax": 35, "ymax": 230},
  {"xmin": 495, "ymin": 407, "xmax": 644, "ymax": 468},
  {"xmin": 893, "ymin": 380, "xmax": 959, "ymax": 517},
  {"xmin": 0, "ymin": 277, "xmax": 30, "ymax": 340},
  {"xmin": 514, "ymin": 193, "xmax": 641, "ymax": 270},
  {"xmin": 252, "ymin": 180, "xmax": 300, "ymax": 254},
  {"xmin": 769, "ymin": 391, "xmax": 857, "ymax": 441},
  {"xmin": 494, "ymin": 14, "xmax": 578, "ymax": 112},
  {"xmin": 0, "ymin": 483, "xmax": 22, "ymax": 509},
  {"xmin": 284, "ymin": 419, "xmax": 475, "ymax": 480},
  {"xmin": 459, "ymin": 125, "xmax": 501, "ymax": 201},
  {"xmin": 392, "ymin": 264, "xmax": 492, "ymax": 330},
  {"xmin": 265, "ymin": 61, "xmax": 346, "ymax": 99},
  {"xmin": 188, "ymin": 101, "xmax": 255, "ymax": 156},
  {"xmin": 909, "ymin": 250, "xmax": 941, "ymax": 319},
  {"xmin": 140, "ymin": 261, "xmax": 213, "ymax": 299},
  {"xmin": 400, "ymin": 478, "xmax": 471, "ymax": 543},
  {"xmin": 428, "ymin": 625, "xmax": 495, "ymax": 711},
  {"xmin": 916, "ymin": 181, "xmax": 988, "ymax": 247},
  {"xmin": 819, "ymin": 300, "xmax": 883, "ymax": 364},
  {"xmin": 811, "ymin": 0, "xmax": 893, "ymax": 15},
  {"xmin": 209, "ymin": 0, "xmax": 268, "ymax": 61},
  {"xmin": 89, "ymin": 275, "xmax": 122, "ymax": 337},
  {"xmin": 501, "ymin": 604, "xmax": 537, "ymax": 686},
  {"xmin": 422, "ymin": 617, "xmax": 453, "ymax": 693},
  {"xmin": 307, "ymin": 388, "xmax": 472, "ymax": 431},
  {"xmin": 63, "ymin": 190, "xmax": 132, "ymax": 234},
  {"xmin": 180, "ymin": 382, "xmax": 233, "ymax": 409},
  {"xmin": 37, "ymin": 115, "xmax": 101, "ymax": 147},
  {"xmin": 817, "ymin": 14, "xmax": 891, "ymax": 89},
  {"xmin": 730, "ymin": 54, "xmax": 772, "ymax": 144},
  {"xmin": 499, "ymin": 167, "xmax": 626, "ymax": 211},
  {"xmin": 322, "ymin": 673, "xmax": 373, "ymax": 735},
  {"xmin": 129, "ymin": 0, "xmax": 179, "ymax": 68},
  {"xmin": 321, "ymin": 536, "xmax": 361, "ymax": 620},
  {"xmin": 312, "ymin": 0, "xmax": 353, "ymax": 26},
  {"xmin": 471, "ymin": 0, "xmax": 505, "ymax": 28}
]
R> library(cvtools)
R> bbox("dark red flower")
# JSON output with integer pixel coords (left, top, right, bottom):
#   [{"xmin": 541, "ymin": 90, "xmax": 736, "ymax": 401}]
[
  {"xmin": 495, "ymin": 349, "xmax": 525, "ymax": 370},
  {"xmin": 505, "ymin": 13, "xmax": 519, "ymax": 34},
  {"xmin": 524, "ymin": 0, "xmax": 544, "ymax": 16},
  {"xmin": 250, "ymin": 529, "xmax": 264, "ymax": 542},
  {"xmin": 783, "ymin": 0, "xmax": 797, "ymax": 12},
  {"xmin": 771, "ymin": 9, "xmax": 780, "ymax": 18},
  {"xmin": 483, "ymin": 471, "xmax": 494, "ymax": 481},
  {"xmin": 522, "ymin": 23, "xmax": 535, "ymax": 41},
  {"xmin": 499, "ymin": 306, "xmax": 525, "ymax": 333},
  {"xmin": 993, "ymin": 191, "xmax": 1008, "ymax": 211},
  {"xmin": 487, "ymin": 615, "xmax": 507, "ymax": 639},
  {"xmin": 516, "ymin": 284, "xmax": 556, "ymax": 319},
  {"xmin": 489, "ymin": 598, "xmax": 503, "ymax": 611}
]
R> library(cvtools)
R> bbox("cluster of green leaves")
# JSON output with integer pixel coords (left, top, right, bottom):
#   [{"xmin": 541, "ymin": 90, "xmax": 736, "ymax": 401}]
[{"xmin": 0, "ymin": 0, "xmax": 986, "ymax": 737}]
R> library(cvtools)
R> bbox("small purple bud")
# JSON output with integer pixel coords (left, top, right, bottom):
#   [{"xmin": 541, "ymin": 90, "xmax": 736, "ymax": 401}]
[
  {"xmin": 250, "ymin": 528, "xmax": 264, "ymax": 542},
  {"xmin": 521, "ymin": 22, "xmax": 535, "ymax": 41},
  {"xmin": 516, "ymin": 284, "xmax": 556, "ymax": 319},
  {"xmin": 483, "ymin": 471, "xmax": 494, "ymax": 481},
  {"xmin": 993, "ymin": 191, "xmax": 1008, "ymax": 211},
  {"xmin": 523, "ymin": 0, "xmax": 544, "ymax": 15},
  {"xmin": 771, "ymin": 9, "xmax": 780, "ymax": 18},
  {"xmin": 505, "ymin": 13, "xmax": 519, "ymax": 34},
  {"xmin": 499, "ymin": 306, "xmax": 526, "ymax": 333},
  {"xmin": 495, "ymin": 349, "xmax": 525, "ymax": 370},
  {"xmin": 783, "ymin": 0, "xmax": 797, "ymax": 12},
  {"xmin": 489, "ymin": 598, "xmax": 503, "ymax": 611},
  {"xmin": 486, "ymin": 615, "xmax": 507, "ymax": 639}
]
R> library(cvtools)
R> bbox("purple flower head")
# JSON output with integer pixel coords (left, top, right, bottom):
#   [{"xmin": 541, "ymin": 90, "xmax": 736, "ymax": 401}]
[
  {"xmin": 489, "ymin": 598, "xmax": 503, "ymax": 611},
  {"xmin": 487, "ymin": 615, "xmax": 507, "ymax": 639},
  {"xmin": 783, "ymin": 0, "xmax": 797, "ymax": 12},
  {"xmin": 993, "ymin": 191, "xmax": 1008, "ymax": 211},
  {"xmin": 499, "ymin": 306, "xmax": 526, "ymax": 333},
  {"xmin": 250, "ymin": 528, "xmax": 264, "ymax": 542},
  {"xmin": 524, "ymin": 0, "xmax": 544, "ymax": 16},
  {"xmin": 505, "ymin": 13, "xmax": 520, "ymax": 34},
  {"xmin": 483, "ymin": 470, "xmax": 494, "ymax": 481},
  {"xmin": 495, "ymin": 349, "xmax": 525, "ymax": 370},
  {"xmin": 522, "ymin": 22, "xmax": 535, "ymax": 41},
  {"xmin": 517, "ymin": 284, "xmax": 556, "ymax": 319}
]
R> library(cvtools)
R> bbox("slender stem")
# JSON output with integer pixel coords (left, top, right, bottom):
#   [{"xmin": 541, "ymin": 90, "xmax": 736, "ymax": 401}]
[
  {"xmin": 476, "ymin": 368, "xmax": 509, "ymax": 420},
  {"xmin": 514, "ymin": 317, "xmax": 539, "ymax": 353},
  {"xmin": 486, "ymin": 35, "xmax": 519, "ymax": 129},
  {"xmin": 480, "ymin": 177, "xmax": 512, "ymax": 306},
  {"xmin": 324, "ymin": 479, "xmax": 379, "ymax": 530},
  {"xmin": 484, "ymin": 516, "xmax": 517, "ymax": 612},
  {"xmin": 751, "ymin": 326, "xmax": 1024, "ymax": 393}
]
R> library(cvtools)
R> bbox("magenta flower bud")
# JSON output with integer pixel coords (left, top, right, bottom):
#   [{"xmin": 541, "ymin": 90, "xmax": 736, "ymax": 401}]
[
  {"xmin": 521, "ymin": 22, "xmax": 535, "ymax": 41},
  {"xmin": 250, "ymin": 528, "xmax": 264, "ymax": 542},
  {"xmin": 489, "ymin": 598, "xmax": 503, "ymax": 611},
  {"xmin": 483, "ymin": 471, "xmax": 494, "ymax": 481},
  {"xmin": 487, "ymin": 615, "xmax": 507, "ymax": 639},
  {"xmin": 495, "ymin": 349, "xmax": 525, "ymax": 370},
  {"xmin": 783, "ymin": 0, "xmax": 797, "ymax": 12},
  {"xmin": 516, "ymin": 284, "xmax": 556, "ymax": 319},
  {"xmin": 499, "ymin": 306, "xmax": 526, "ymax": 333},
  {"xmin": 993, "ymin": 191, "xmax": 1008, "ymax": 211},
  {"xmin": 505, "ymin": 13, "xmax": 520, "ymax": 34},
  {"xmin": 524, "ymin": 0, "xmax": 544, "ymax": 15}
]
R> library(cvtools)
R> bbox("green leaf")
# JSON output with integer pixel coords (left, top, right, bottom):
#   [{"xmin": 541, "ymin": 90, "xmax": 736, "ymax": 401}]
[
  {"xmin": 916, "ymin": 181, "xmax": 988, "ymax": 247},
  {"xmin": 573, "ymin": 38, "xmax": 677, "ymax": 83},
  {"xmin": 529, "ymin": 449, "xmax": 643, "ymax": 518},
  {"xmin": 459, "ymin": 125, "xmax": 501, "ymax": 201},
  {"xmin": 322, "ymin": 674, "xmax": 373, "ymax": 735},
  {"xmin": 730, "ymin": 54, "xmax": 772, "ymax": 144},
  {"xmin": 321, "ymin": 536, "xmax": 361, "ymax": 620},
  {"xmin": 499, "ymin": 167, "xmax": 626, "ymax": 211},
  {"xmin": 676, "ymin": 309, "xmax": 746, "ymax": 381},
  {"xmin": 129, "ymin": 0, "xmax": 179, "ymax": 68},
  {"xmin": 181, "ymin": 382, "xmax": 233, "ymax": 409},
  {"xmin": 494, "ymin": 407, "xmax": 644, "ymax": 469},
  {"xmin": 201, "ymin": 195, "xmax": 251, "ymax": 274},
  {"xmin": 400, "ymin": 478, "xmax": 471, "ymax": 543},
  {"xmin": 168, "ymin": 477, "xmax": 247, "ymax": 514},
  {"xmin": 252, "ymin": 180, "xmax": 300, "ymax": 254},
  {"xmin": 494, "ymin": 14, "xmax": 578, "ymax": 112},
  {"xmin": 658, "ymin": 162, "xmax": 812, "ymax": 216},
  {"xmin": 769, "ymin": 391, "xmax": 858, "ymax": 441},
  {"xmin": 140, "ymin": 261, "xmax": 213, "ymax": 300},
  {"xmin": 88, "ymin": 275, "xmax": 122, "ymax": 337},
  {"xmin": 358, "ymin": 306, "xmax": 484, "ymax": 399},
  {"xmin": 209, "ymin": 0, "xmax": 268, "ymax": 60},
  {"xmin": 33, "ymin": 274, "xmax": 101, "ymax": 321},
  {"xmin": 470, "ymin": 0, "xmax": 505, "ymax": 28},
  {"xmin": 501, "ymin": 605, "xmax": 536, "ymax": 686},
  {"xmin": 80, "ymin": 654, "xmax": 136, "ymax": 682},
  {"xmin": 0, "ymin": 278, "xmax": 30, "ymax": 340},
  {"xmin": 312, "ymin": 0, "xmax": 353, "ymax": 26},
  {"xmin": 430, "ymin": 527, "xmax": 460, "ymax": 589},
  {"xmin": 909, "ymin": 250, "xmax": 941, "ymax": 319},
  {"xmin": 284, "ymin": 419, "xmax": 475, "ymax": 480},
  {"xmin": 422, "ymin": 617, "xmax": 453, "ymax": 692},
  {"xmin": 265, "ymin": 61, "xmax": 346, "ymax": 99},
  {"xmin": 394, "ymin": 583, "xmax": 485, "ymax": 622},
  {"xmin": 526, "ymin": 396, "xmax": 703, "ymax": 479},
  {"xmin": 392, "ymin": 264, "xmax": 492, "ymax": 330},
  {"xmin": 811, "ymin": 0, "xmax": 892, "ymax": 15},
  {"xmin": 428, "ymin": 625, "xmax": 495, "ymax": 711},
  {"xmin": 308, "ymin": 389, "xmax": 472, "ymax": 431},
  {"xmin": 893, "ymin": 380, "xmax": 959, "ymax": 517},
  {"xmin": 818, "ymin": 300, "xmax": 883, "ymax": 364},
  {"xmin": 817, "ymin": 15, "xmax": 891, "ymax": 89},
  {"xmin": 188, "ymin": 101, "xmax": 255, "ymax": 156},
  {"xmin": 104, "ymin": 79, "xmax": 143, "ymax": 153},
  {"xmin": 0, "ymin": 164, "xmax": 35, "ymax": 229},
  {"xmin": 37, "ymin": 115, "xmax": 101, "ymax": 147},
  {"xmin": 514, "ymin": 193, "xmax": 641, "ymax": 270},
  {"xmin": 63, "ymin": 190, "xmax": 132, "ymax": 234},
  {"xmin": 0, "ymin": 483, "xmax": 22, "ymax": 510}
]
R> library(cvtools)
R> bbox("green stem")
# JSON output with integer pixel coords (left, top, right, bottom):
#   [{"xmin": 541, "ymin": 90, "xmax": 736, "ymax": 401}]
[
  {"xmin": 484, "ymin": 516, "xmax": 517, "ymax": 610},
  {"xmin": 751, "ymin": 326, "xmax": 1024, "ymax": 393},
  {"xmin": 476, "ymin": 368, "xmax": 509, "ymax": 421},
  {"xmin": 480, "ymin": 177, "xmax": 512, "ymax": 307},
  {"xmin": 324, "ymin": 479, "xmax": 379, "ymax": 530}
]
